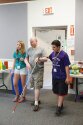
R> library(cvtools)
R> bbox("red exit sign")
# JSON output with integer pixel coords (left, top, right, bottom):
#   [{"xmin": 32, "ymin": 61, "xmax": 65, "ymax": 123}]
[{"xmin": 43, "ymin": 7, "xmax": 54, "ymax": 15}]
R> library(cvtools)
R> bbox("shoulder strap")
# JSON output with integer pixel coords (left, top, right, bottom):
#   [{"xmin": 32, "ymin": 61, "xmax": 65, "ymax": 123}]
[{"xmin": 52, "ymin": 51, "xmax": 61, "ymax": 60}]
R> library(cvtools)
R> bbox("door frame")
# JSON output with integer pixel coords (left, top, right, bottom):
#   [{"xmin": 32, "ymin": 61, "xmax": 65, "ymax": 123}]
[{"xmin": 32, "ymin": 26, "xmax": 67, "ymax": 40}]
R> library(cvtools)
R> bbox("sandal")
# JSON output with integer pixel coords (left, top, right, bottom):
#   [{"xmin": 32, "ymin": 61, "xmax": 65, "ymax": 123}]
[
  {"xmin": 13, "ymin": 95, "xmax": 19, "ymax": 102},
  {"xmin": 18, "ymin": 96, "xmax": 26, "ymax": 103}
]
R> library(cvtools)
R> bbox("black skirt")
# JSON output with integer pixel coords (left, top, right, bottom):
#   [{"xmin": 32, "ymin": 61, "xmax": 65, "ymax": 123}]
[{"xmin": 52, "ymin": 78, "xmax": 68, "ymax": 95}]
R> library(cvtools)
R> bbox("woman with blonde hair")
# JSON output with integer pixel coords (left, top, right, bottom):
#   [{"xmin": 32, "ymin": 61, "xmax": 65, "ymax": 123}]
[{"xmin": 12, "ymin": 40, "xmax": 30, "ymax": 102}]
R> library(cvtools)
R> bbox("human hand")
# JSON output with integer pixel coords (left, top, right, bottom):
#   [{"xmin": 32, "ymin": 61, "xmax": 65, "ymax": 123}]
[
  {"xmin": 35, "ymin": 57, "xmax": 39, "ymax": 63},
  {"xmin": 35, "ymin": 57, "xmax": 41, "ymax": 63},
  {"xmin": 65, "ymin": 77, "xmax": 70, "ymax": 84},
  {"xmin": 24, "ymin": 58, "xmax": 31, "ymax": 70},
  {"xmin": 35, "ymin": 57, "xmax": 48, "ymax": 63}
]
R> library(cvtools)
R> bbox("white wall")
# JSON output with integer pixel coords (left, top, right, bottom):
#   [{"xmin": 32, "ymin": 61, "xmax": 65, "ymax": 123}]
[
  {"xmin": 0, "ymin": 3, "xmax": 28, "ymax": 59},
  {"xmin": 75, "ymin": 0, "xmax": 83, "ymax": 61},
  {"xmin": 28, "ymin": 0, "xmax": 75, "ymax": 39}
]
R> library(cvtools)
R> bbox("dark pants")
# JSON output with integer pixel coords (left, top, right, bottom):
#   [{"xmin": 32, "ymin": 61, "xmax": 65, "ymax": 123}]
[{"xmin": 52, "ymin": 78, "xmax": 68, "ymax": 95}]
